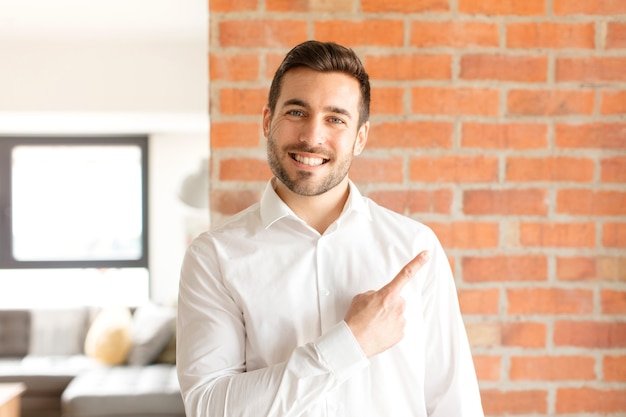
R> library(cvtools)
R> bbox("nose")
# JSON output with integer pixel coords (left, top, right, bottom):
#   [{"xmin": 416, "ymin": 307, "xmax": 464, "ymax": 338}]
[{"xmin": 299, "ymin": 117, "xmax": 325, "ymax": 146}]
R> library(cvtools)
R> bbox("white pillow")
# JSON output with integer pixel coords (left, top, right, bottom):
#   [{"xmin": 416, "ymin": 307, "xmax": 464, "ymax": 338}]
[
  {"xmin": 29, "ymin": 308, "xmax": 89, "ymax": 356},
  {"xmin": 127, "ymin": 303, "xmax": 175, "ymax": 366}
]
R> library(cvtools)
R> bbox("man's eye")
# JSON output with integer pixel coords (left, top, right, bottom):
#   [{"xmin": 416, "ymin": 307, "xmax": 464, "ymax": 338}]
[
  {"xmin": 287, "ymin": 110, "xmax": 305, "ymax": 117},
  {"xmin": 329, "ymin": 117, "xmax": 345, "ymax": 124}
]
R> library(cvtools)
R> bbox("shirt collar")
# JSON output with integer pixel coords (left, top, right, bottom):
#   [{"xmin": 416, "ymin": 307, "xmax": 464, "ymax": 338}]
[{"xmin": 260, "ymin": 178, "xmax": 371, "ymax": 229}]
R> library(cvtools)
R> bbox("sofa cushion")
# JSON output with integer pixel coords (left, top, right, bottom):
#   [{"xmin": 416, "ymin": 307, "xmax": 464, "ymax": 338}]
[
  {"xmin": 29, "ymin": 308, "xmax": 90, "ymax": 356},
  {"xmin": 61, "ymin": 364, "xmax": 184, "ymax": 417},
  {"xmin": 0, "ymin": 309, "xmax": 30, "ymax": 357},
  {"xmin": 127, "ymin": 303, "xmax": 175, "ymax": 366},
  {"xmin": 84, "ymin": 306, "xmax": 132, "ymax": 365}
]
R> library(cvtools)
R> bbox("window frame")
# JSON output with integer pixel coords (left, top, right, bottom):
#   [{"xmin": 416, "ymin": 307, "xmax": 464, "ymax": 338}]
[{"xmin": 0, "ymin": 135, "xmax": 149, "ymax": 269}]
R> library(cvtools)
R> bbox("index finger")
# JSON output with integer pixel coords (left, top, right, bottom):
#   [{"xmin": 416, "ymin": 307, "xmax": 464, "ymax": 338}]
[{"xmin": 381, "ymin": 250, "xmax": 431, "ymax": 294}]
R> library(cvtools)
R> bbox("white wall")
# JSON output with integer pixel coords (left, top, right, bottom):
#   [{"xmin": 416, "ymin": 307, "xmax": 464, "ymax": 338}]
[{"xmin": 0, "ymin": 6, "xmax": 209, "ymax": 307}]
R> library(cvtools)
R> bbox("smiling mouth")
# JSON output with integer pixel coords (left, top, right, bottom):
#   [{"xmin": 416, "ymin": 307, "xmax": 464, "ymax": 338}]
[{"xmin": 290, "ymin": 153, "xmax": 329, "ymax": 167}]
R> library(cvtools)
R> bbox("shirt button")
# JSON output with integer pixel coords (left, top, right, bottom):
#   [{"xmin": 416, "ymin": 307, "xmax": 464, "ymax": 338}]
[{"xmin": 321, "ymin": 288, "xmax": 330, "ymax": 296}]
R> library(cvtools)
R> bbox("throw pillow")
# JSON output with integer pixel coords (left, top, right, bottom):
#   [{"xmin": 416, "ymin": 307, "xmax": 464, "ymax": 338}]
[
  {"xmin": 155, "ymin": 329, "xmax": 176, "ymax": 364},
  {"xmin": 84, "ymin": 306, "xmax": 132, "ymax": 365},
  {"xmin": 127, "ymin": 303, "xmax": 176, "ymax": 366},
  {"xmin": 29, "ymin": 308, "xmax": 90, "ymax": 356}
]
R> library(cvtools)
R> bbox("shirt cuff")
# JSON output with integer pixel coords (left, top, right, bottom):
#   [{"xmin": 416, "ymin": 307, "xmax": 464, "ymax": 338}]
[{"xmin": 315, "ymin": 321, "xmax": 369, "ymax": 383}]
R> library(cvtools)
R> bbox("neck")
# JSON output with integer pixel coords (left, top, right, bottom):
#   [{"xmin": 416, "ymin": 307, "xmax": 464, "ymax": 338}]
[{"xmin": 274, "ymin": 178, "xmax": 350, "ymax": 234}]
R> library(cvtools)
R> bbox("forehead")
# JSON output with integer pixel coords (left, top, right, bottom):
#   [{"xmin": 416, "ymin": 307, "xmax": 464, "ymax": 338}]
[{"xmin": 278, "ymin": 67, "xmax": 361, "ymax": 112}]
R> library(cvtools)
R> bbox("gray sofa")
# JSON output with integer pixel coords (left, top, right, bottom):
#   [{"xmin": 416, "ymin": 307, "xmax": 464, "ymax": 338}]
[{"xmin": 0, "ymin": 305, "xmax": 184, "ymax": 417}]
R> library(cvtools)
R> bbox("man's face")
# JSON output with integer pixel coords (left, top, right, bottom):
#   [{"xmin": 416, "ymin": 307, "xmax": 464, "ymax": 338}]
[{"xmin": 263, "ymin": 67, "xmax": 369, "ymax": 197}]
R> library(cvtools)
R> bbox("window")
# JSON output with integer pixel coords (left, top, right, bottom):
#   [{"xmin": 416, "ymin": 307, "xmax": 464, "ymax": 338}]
[
  {"xmin": 0, "ymin": 135, "xmax": 148, "ymax": 268},
  {"xmin": 0, "ymin": 136, "xmax": 149, "ymax": 307}
]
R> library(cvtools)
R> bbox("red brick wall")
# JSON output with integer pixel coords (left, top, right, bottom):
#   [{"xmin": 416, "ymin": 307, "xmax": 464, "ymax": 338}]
[{"xmin": 208, "ymin": 1, "xmax": 626, "ymax": 415}]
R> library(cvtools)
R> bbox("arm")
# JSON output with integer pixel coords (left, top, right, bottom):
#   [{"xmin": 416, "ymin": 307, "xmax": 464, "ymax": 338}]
[
  {"xmin": 422, "ymin": 239, "xmax": 484, "ymax": 416},
  {"xmin": 176, "ymin": 240, "xmax": 368, "ymax": 417}
]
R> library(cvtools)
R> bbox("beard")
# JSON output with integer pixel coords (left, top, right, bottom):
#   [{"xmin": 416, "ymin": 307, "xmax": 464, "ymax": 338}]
[{"xmin": 266, "ymin": 134, "xmax": 354, "ymax": 197}]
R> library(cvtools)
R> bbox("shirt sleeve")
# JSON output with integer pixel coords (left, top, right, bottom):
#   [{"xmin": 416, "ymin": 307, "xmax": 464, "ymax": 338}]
[
  {"xmin": 176, "ymin": 238, "xmax": 369, "ymax": 417},
  {"xmin": 421, "ymin": 237, "xmax": 485, "ymax": 416}
]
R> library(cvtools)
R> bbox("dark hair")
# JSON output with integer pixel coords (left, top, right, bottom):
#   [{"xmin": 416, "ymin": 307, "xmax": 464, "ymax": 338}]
[{"xmin": 267, "ymin": 40, "xmax": 370, "ymax": 127}]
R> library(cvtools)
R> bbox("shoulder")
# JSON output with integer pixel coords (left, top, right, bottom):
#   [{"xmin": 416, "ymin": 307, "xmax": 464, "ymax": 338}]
[
  {"xmin": 364, "ymin": 196, "xmax": 436, "ymax": 239},
  {"xmin": 188, "ymin": 202, "xmax": 262, "ymax": 252}
]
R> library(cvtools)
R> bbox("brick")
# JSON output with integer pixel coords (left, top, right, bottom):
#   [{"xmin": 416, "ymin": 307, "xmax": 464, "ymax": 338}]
[
  {"xmin": 410, "ymin": 21, "xmax": 499, "ymax": 48},
  {"xmin": 463, "ymin": 189, "xmax": 547, "ymax": 216},
  {"xmin": 557, "ymin": 189, "xmax": 626, "ymax": 216},
  {"xmin": 210, "ymin": 53, "xmax": 259, "ymax": 81},
  {"xmin": 465, "ymin": 322, "xmax": 501, "ymax": 347},
  {"xmin": 601, "ymin": 290, "xmax": 626, "ymax": 314},
  {"xmin": 350, "ymin": 156, "xmax": 404, "ymax": 183},
  {"xmin": 367, "ymin": 189, "xmax": 453, "ymax": 215},
  {"xmin": 520, "ymin": 222, "xmax": 595, "ymax": 248},
  {"xmin": 472, "ymin": 355, "xmax": 501, "ymax": 381},
  {"xmin": 557, "ymin": 257, "xmax": 596, "ymax": 281},
  {"xmin": 461, "ymin": 54, "xmax": 547, "ymax": 82},
  {"xmin": 507, "ymin": 288, "xmax": 594, "ymax": 314},
  {"xmin": 362, "ymin": 0, "xmax": 449, "ymax": 13},
  {"xmin": 506, "ymin": 157, "xmax": 594, "ymax": 182},
  {"xmin": 365, "ymin": 54, "xmax": 451, "ymax": 81},
  {"xmin": 557, "ymin": 256, "xmax": 626, "ymax": 281},
  {"xmin": 219, "ymin": 157, "xmax": 272, "ymax": 182},
  {"xmin": 267, "ymin": 0, "xmax": 353, "ymax": 12},
  {"xmin": 604, "ymin": 223, "xmax": 626, "ymax": 247},
  {"xmin": 502, "ymin": 322, "xmax": 547, "ymax": 347},
  {"xmin": 218, "ymin": 87, "xmax": 267, "ymax": 115},
  {"xmin": 370, "ymin": 87, "xmax": 404, "ymax": 115},
  {"xmin": 461, "ymin": 122, "xmax": 547, "ymax": 149},
  {"xmin": 598, "ymin": 256, "xmax": 626, "ymax": 281},
  {"xmin": 462, "ymin": 255, "xmax": 548, "ymax": 282},
  {"xmin": 409, "ymin": 156, "xmax": 498, "ymax": 183},
  {"xmin": 368, "ymin": 121, "xmax": 453, "ymax": 149},
  {"xmin": 211, "ymin": 122, "xmax": 260, "ymax": 148},
  {"xmin": 210, "ymin": 0, "xmax": 257, "ymax": 12},
  {"xmin": 507, "ymin": 22, "xmax": 595, "ymax": 49},
  {"xmin": 459, "ymin": 0, "xmax": 545, "ymax": 15},
  {"xmin": 219, "ymin": 20, "xmax": 307, "ymax": 47},
  {"xmin": 411, "ymin": 87, "xmax": 499, "ymax": 116},
  {"xmin": 481, "ymin": 390, "xmax": 548, "ymax": 415},
  {"xmin": 607, "ymin": 22, "xmax": 626, "ymax": 49},
  {"xmin": 556, "ymin": 123, "xmax": 626, "ymax": 149},
  {"xmin": 554, "ymin": 0, "xmax": 626, "ymax": 15},
  {"xmin": 554, "ymin": 321, "xmax": 626, "ymax": 348},
  {"xmin": 210, "ymin": 189, "xmax": 261, "ymax": 215},
  {"xmin": 314, "ymin": 20, "xmax": 404, "ymax": 46},
  {"xmin": 458, "ymin": 288, "xmax": 500, "ymax": 315},
  {"xmin": 556, "ymin": 57, "xmax": 626, "ymax": 82},
  {"xmin": 430, "ymin": 222, "xmax": 499, "ymax": 249},
  {"xmin": 510, "ymin": 355, "xmax": 596, "ymax": 381},
  {"xmin": 469, "ymin": 320, "xmax": 546, "ymax": 348},
  {"xmin": 507, "ymin": 89, "xmax": 594, "ymax": 116},
  {"xmin": 604, "ymin": 355, "xmax": 626, "ymax": 381},
  {"xmin": 556, "ymin": 387, "xmax": 626, "ymax": 414},
  {"xmin": 601, "ymin": 91, "xmax": 626, "ymax": 115}
]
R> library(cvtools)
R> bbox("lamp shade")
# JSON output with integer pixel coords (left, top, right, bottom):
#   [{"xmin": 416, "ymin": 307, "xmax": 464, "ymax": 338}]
[{"xmin": 178, "ymin": 159, "xmax": 208, "ymax": 209}]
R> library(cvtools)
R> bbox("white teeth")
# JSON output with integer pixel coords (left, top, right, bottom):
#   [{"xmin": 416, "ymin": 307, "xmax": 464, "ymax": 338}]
[{"xmin": 293, "ymin": 154, "xmax": 325, "ymax": 166}]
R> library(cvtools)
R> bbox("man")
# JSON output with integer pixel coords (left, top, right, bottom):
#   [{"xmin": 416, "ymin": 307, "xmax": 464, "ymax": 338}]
[{"xmin": 177, "ymin": 40, "xmax": 484, "ymax": 416}]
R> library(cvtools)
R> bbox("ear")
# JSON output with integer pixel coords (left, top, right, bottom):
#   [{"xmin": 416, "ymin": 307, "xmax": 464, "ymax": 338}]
[
  {"xmin": 353, "ymin": 121, "xmax": 369, "ymax": 156},
  {"xmin": 262, "ymin": 105, "xmax": 272, "ymax": 138}
]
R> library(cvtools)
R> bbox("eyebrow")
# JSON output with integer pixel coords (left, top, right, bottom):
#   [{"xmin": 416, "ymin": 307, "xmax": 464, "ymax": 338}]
[{"xmin": 282, "ymin": 98, "xmax": 353, "ymax": 119}]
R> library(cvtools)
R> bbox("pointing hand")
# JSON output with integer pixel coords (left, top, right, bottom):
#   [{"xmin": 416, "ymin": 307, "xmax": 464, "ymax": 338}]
[{"xmin": 344, "ymin": 251, "xmax": 431, "ymax": 358}]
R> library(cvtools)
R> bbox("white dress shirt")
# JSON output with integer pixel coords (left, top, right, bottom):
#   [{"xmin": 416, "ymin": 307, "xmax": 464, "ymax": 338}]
[{"xmin": 177, "ymin": 179, "xmax": 484, "ymax": 417}]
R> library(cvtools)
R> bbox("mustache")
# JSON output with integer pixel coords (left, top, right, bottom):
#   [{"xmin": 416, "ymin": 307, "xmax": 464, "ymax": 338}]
[{"xmin": 284, "ymin": 144, "xmax": 330, "ymax": 155}]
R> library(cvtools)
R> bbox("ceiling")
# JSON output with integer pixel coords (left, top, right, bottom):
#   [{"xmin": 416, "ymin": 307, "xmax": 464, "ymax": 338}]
[{"xmin": 0, "ymin": 0, "xmax": 207, "ymax": 41}]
